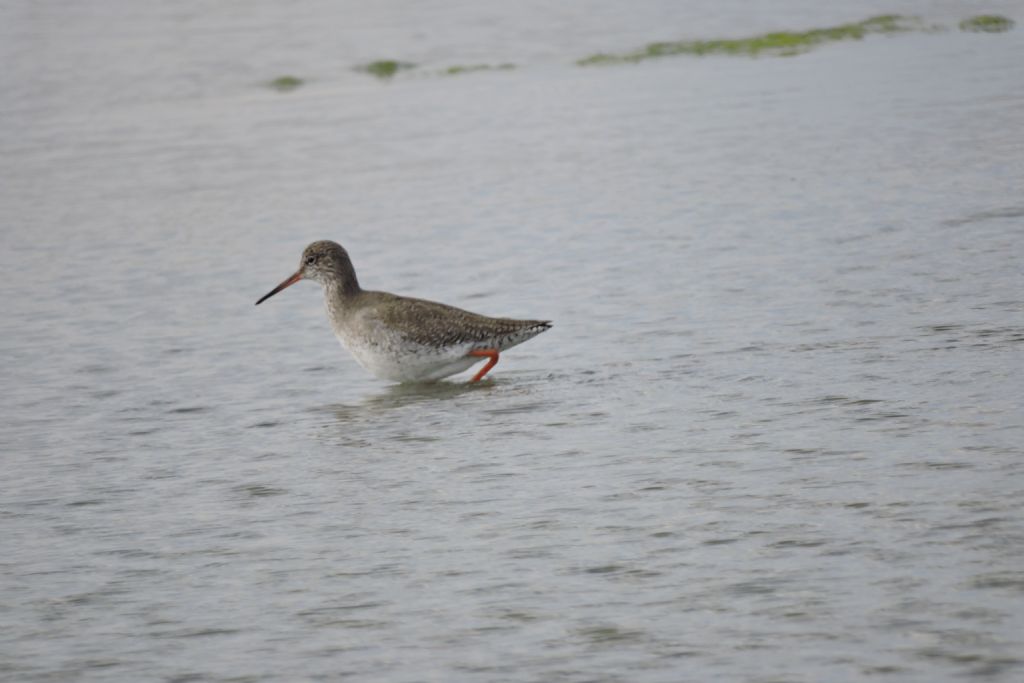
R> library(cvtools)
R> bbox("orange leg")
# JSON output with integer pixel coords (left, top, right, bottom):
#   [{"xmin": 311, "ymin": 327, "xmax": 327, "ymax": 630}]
[{"xmin": 467, "ymin": 349, "xmax": 500, "ymax": 383}]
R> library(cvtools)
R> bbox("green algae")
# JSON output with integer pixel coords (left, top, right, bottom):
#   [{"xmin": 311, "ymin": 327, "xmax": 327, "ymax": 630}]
[
  {"xmin": 269, "ymin": 14, "xmax": 1015, "ymax": 89},
  {"xmin": 958, "ymin": 15, "xmax": 1015, "ymax": 33},
  {"xmin": 267, "ymin": 75, "xmax": 304, "ymax": 92},
  {"xmin": 357, "ymin": 60, "xmax": 416, "ymax": 79},
  {"xmin": 443, "ymin": 63, "xmax": 516, "ymax": 76},
  {"xmin": 577, "ymin": 14, "xmax": 925, "ymax": 65}
]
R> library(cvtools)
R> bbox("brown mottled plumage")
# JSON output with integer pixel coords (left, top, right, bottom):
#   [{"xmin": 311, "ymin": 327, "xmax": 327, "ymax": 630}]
[{"xmin": 256, "ymin": 241, "xmax": 551, "ymax": 382}]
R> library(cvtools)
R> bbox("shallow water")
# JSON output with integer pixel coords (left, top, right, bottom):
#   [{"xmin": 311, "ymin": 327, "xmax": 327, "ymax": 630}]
[{"xmin": 2, "ymin": 2, "xmax": 1023, "ymax": 681}]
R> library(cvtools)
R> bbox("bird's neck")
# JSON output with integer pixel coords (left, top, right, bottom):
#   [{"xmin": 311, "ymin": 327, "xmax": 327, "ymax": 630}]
[
  {"xmin": 325, "ymin": 260, "xmax": 361, "ymax": 297},
  {"xmin": 323, "ymin": 269, "xmax": 361, "ymax": 326}
]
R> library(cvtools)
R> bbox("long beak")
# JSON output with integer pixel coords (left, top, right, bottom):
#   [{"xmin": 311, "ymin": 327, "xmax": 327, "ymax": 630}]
[{"xmin": 255, "ymin": 270, "xmax": 303, "ymax": 305}]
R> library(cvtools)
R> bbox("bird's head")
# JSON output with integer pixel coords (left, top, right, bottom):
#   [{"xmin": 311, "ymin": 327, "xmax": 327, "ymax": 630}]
[{"xmin": 255, "ymin": 240, "xmax": 356, "ymax": 305}]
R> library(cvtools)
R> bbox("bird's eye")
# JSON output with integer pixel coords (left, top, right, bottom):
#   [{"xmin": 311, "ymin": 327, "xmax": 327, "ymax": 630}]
[{"xmin": 304, "ymin": 255, "xmax": 315, "ymax": 266}]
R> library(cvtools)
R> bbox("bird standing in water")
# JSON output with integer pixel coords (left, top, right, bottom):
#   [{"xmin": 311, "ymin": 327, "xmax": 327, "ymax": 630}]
[{"xmin": 256, "ymin": 241, "xmax": 551, "ymax": 383}]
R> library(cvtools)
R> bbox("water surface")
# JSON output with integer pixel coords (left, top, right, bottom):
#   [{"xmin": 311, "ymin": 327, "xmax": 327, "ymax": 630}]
[{"xmin": 2, "ymin": 2, "xmax": 1023, "ymax": 681}]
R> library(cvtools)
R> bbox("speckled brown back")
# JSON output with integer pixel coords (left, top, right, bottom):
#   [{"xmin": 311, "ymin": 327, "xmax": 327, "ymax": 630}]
[{"xmin": 354, "ymin": 291, "xmax": 551, "ymax": 350}]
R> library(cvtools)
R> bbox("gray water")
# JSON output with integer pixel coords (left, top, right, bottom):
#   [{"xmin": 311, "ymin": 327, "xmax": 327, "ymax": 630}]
[{"xmin": 2, "ymin": 2, "xmax": 1024, "ymax": 681}]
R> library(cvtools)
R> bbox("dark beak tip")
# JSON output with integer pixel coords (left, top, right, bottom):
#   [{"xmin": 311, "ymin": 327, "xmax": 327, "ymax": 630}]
[{"xmin": 255, "ymin": 270, "xmax": 303, "ymax": 307}]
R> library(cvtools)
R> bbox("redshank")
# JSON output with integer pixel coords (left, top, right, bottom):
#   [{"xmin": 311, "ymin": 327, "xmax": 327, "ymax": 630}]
[{"xmin": 255, "ymin": 241, "xmax": 551, "ymax": 383}]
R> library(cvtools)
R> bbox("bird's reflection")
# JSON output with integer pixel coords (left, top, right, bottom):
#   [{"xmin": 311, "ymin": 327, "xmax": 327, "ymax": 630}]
[
  {"xmin": 312, "ymin": 380, "xmax": 498, "ymax": 445},
  {"xmin": 342, "ymin": 380, "xmax": 492, "ymax": 415}
]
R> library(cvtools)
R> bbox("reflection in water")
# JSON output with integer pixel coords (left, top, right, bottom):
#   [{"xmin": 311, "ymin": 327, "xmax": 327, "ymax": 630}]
[
  {"xmin": 312, "ymin": 379, "xmax": 502, "ymax": 447},
  {"xmin": 326, "ymin": 380, "xmax": 494, "ymax": 418}
]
